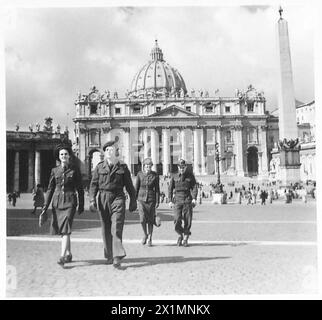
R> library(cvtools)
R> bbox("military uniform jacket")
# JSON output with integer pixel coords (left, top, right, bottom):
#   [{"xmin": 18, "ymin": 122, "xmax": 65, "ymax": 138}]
[
  {"xmin": 44, "ymin": 165, "xmax": 84, "ymax": 210},
  {"xmin": 135, "ymin": 171, "xmax": 160, "ymax": 204},
  {"xmin": 168, "ymin": 172, "xmax": 198, "ymax": 203},
  {"xmin": 89, "ymin": 160, "xmax": 136, "ymax": 202}
]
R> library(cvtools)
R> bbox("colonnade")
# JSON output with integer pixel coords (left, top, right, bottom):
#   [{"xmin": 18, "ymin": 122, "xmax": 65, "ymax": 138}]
[{"xmin": 10, "ymin": 150, "xmax": 43, "ymax": 192}]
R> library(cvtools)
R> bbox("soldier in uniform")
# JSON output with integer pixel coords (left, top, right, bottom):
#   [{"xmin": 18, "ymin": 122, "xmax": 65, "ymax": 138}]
[
  {"xmin": 135, "ymin": 158, "xmax": 160, "ymax": 247},
  {"xmin": 39, "ymin": 144, "xmax": 84, "ymax": 267},
  {"xmin": 89, "ymin": 140, "xmax": 137, "ymax": 269},
  {"xmin": 168, "ymin": 159, "xmax": 198, "ymax": 247}
]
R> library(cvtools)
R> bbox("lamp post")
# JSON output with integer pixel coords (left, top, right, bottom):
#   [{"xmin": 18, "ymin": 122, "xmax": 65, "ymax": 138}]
[
  {"xmin": 215, "ymin": 142, "xmax": 221, "ymax": 185},
  {"xmin": 214, "ymin": 142, "xmax": 224, "ymax": 193}
]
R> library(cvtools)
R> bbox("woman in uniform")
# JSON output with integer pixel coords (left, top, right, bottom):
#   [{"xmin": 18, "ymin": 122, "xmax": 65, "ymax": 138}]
[
  {"xmin": 39, "ymin": 144, "xmax": 84, "ymax": 267},
  {"xmin": 135, "ymin": 158, "xmax": 160, "ymax": 247}
]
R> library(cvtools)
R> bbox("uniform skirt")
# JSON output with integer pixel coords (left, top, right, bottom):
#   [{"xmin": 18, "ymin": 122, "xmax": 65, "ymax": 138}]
[
  {"xmin": 50, "ymin": 206, "xmax": 76, "ymax": 235},
  {"xmin": 138, "ymin": 201, "xmax": 156, "ymax": 224}
]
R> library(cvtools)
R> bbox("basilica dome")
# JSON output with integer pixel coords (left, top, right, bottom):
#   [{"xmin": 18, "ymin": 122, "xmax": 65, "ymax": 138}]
[{"xmin": 129, "ymin": 41, "xmax": 187, "ymax": 98}]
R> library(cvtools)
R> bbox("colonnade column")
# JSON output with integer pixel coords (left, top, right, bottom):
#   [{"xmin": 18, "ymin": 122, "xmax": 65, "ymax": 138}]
[
  {"xmin": 123, "ymin": 128, "xmax": 131, "ymax": 170},
  {"xmin": 234, "ymin": 125, "xmax": 244, "ymax": 176},
  {"xmin": 162, "ymin": 128, "xmax": 170, "ymax": 176},
  {"xmin": 193, "ymin": 128, "xmax": 200, "ymax": 175},
  {"xmin": 28, "ymin": 151, "xmax": 34, "ymax": 191},
  {"xmin": 151, "ymin": 128, "xmax": 159, "ymax": 172},
  {"xmin": 258, "ymin": 152, "xmax": 263, "ymax": 176},
  {"xmin": 13, "ymin": 151, "xmax": 20, "ymax": 192},
  {"xmin": 35, "ymin": 151, "xmax": 41, "ymax": 186}
]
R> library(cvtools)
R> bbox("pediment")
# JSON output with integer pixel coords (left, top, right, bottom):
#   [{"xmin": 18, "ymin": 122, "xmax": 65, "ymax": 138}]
[{"xmin": 148, "ymin": 105, "xmax": 199, "ymax": 118}]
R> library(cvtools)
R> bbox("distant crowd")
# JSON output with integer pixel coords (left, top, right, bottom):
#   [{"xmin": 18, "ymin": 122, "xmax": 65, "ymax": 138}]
[{"xmin": 7, "ymin": 177, "xmax": 316, "ymax": 210}]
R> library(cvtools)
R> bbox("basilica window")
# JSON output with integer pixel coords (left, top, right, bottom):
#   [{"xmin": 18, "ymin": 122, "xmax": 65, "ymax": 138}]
[
  {"xmin": 89, "ymin": 130, "xmax": 99, "ymax": 146},
  {"xmin": 247, "ymin": 101, "xmax": 254, "ymax": 112},
  {"xmin": 226, "ymin": 130, "xmax": 232, "ymax": 143},
  {"xmin": 132, "ymin": 106, "xmax": 141, "ymax": 114},
  {"xmin": 226, "ymin": 157, "xmax": 232, "ymax": 169},
  {"xmin": 225, "ymin": 106, "xmax": 231, "ymax": 113},
  {"xmin": 205, "ymin": 106, "xmax": 213, "ymax": 112},
  {"xmin": 248, "ymin": 128, "xmax": 258, "ymax": 143},
  {"xmin": 115, "ymin": 108, "xmax": 121, "ymax": 115},
  {"xmin": 90, "ymin": 104, "xmax": 98, "ymax": 115},
  {"xmin": 186, "ymin": 106, "xmax": 191, "ymax": 112}
]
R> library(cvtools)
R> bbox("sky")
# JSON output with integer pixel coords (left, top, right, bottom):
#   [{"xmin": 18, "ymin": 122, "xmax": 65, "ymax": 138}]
[{"xmin": 3, "ymin": 2, "xmax": 316, "ymax": 132}]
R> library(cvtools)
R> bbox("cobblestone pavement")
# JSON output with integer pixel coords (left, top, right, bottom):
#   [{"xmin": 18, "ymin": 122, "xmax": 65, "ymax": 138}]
[{"xmin": 6, "ymin": 196, "xmax": 318, "ymax": 297}]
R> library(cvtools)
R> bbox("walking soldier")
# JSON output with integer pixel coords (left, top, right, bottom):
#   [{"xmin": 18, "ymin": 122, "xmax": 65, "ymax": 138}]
[
  {"xmin": 89, "ymin": 140, "xmax": 137, "ymax": 269},
  {"xmin": 168, "ymin": 159, "xmax": 198, "ymax": 247}
]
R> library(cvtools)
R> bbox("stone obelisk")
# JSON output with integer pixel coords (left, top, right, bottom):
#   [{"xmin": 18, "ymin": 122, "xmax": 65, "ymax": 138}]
[{"xmin": 277, "ymin": 7, "xmax": 301, "ymax": 186}]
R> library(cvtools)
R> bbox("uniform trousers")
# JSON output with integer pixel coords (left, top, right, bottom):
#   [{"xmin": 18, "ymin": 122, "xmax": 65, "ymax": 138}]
[
  {"xmin": 173, "ymin": 201, "xmax": 193, "ymax": 236},
  {"xmin": 97, "ymin": 191, "xmax": 126, "ymax": 260}
]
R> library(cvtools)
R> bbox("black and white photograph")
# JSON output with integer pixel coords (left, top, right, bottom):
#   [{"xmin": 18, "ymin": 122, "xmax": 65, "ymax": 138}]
[{"xmin": 2, "ymin": 0, "xmax": 321, "ymax": 300}]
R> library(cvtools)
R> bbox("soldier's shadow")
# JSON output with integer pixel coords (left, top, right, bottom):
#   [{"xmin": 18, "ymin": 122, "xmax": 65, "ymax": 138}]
[
  {"xmin": 65, "ymin": 255, "xmax": 230, "ymax": 270},
  {"xmin": 123, "ymin": 256, "xmax": 231, "ymax": 269}
]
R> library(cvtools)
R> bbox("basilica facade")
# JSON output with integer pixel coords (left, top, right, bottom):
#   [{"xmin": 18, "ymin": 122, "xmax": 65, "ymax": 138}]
[{"xmin": 73, "ymin": 41, "xmax": 279, "ymax": 184}]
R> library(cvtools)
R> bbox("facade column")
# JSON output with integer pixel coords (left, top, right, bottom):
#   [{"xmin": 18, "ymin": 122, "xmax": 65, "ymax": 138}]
[
  {"xmin": 259, "ymin": 125, "xmax": 268, "ymax": 177},
  {"xmin": 13, "ymin": 151, "xmax": 20, "ymax": 192},
  {"xmin": 162, "ymin": 128, "xmax": 170, "ymax": 176},
  {"xmin": 79, "ymin": 128, "xmax": 87, "ymax": 175},
  {"xmin": 143, "ymin": 129, "xmax": 149, "ymax": 160},
  {"xmin": 151, "ymin": 128, "xmax": 159, "ymax": 172},
  {"xmin": 193, "ymin": 128, "xmax": 200, "ymax": 175},
  {"xmin": 123, "ymin": 128, "xmax": 131, "ymax": 170},
  {"xmin": 200, "ymin": 128, "xmax": 206, "ymax": 175},
  {"xmin": 234, "ymin": 125, "xmax": 244, "ymax": 176},
  {"xmin": 35, "ymin": 151, "xmax": 41, "ymax": 186},
  {"xmin": 28, "ymin": 151, "xmax": 35, "ymax": 191},
  {"xmin": 180, "ymin": 129, "xmax": 188, "ymax": 161},
  {"xmin": 106, "ymin": 130, "xmax": 112, "ymax": 142}
]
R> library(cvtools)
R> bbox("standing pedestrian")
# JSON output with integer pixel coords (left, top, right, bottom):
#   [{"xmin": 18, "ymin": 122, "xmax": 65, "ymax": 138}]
[
  {"xmin": 11, "ymin": 191, "xmax": 17, "ymax": 207},
  {"xmin": 135, "ymin": 158, "xmax": 160, "ymax": 247},
  {"xmin": 260, "ymin": 190, "xmax": 268, "ymax": 205},
  {"xmin": 168, "ymin": 159, "xmax": 198, "ymax": 247},
  {"xmin": 302, "ymin": 188, "xmax": 308, "ymax": 203},
  {"xmin": 8, "ymin": 193, "xmax": 12, "ymax": 205},
  {"xmin": 89, "ymin": 140, "xmax": 137, "ymax": 269},
  {"xmin": 237, "ymin": 191, "xmax": 242, "ymax": 204},
  {"xmin": 268, "ymin": 189, "xmax": 273, "ymax": 204},
  {"xmin": 39, "ymin": 144, "xmax": 84, "ymax": 267},
  {"xmin": 31, "ymin": 184, "xmax": 45, "ymax": 215}
]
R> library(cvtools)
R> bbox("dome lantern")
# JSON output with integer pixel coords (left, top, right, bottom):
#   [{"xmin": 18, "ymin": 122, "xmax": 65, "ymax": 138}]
[{"xmin": 150, "ymin": 39, "xmax": 164, "ymax": 62}]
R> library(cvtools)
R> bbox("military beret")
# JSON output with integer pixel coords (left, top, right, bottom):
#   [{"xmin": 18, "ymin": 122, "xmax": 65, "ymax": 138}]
[
  {"xmin": 102, "ymin": 140, "xmax": 116, "ymax": 151},
  {"xmin": 143, "ymin": 158, "xmax": 153, "ymax": 165},
  {"xmin": 178, "ymin": 159, "xmax": 187, "ymax": 167},
  {"xmin": 55, "ymin": 144, "xmax": 73, "ymax": 160}
]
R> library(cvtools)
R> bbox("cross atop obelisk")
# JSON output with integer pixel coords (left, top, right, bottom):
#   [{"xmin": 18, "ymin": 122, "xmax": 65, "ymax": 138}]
[{"xmin": 279, "ymin": 6, "xmax": 283, "ymax": 19}]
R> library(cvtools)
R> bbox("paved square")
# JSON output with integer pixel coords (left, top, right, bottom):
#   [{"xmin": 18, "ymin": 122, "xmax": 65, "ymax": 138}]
[{"xmin": 6, "ymin": 195, "xmax": 318, "ymax": 297}]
